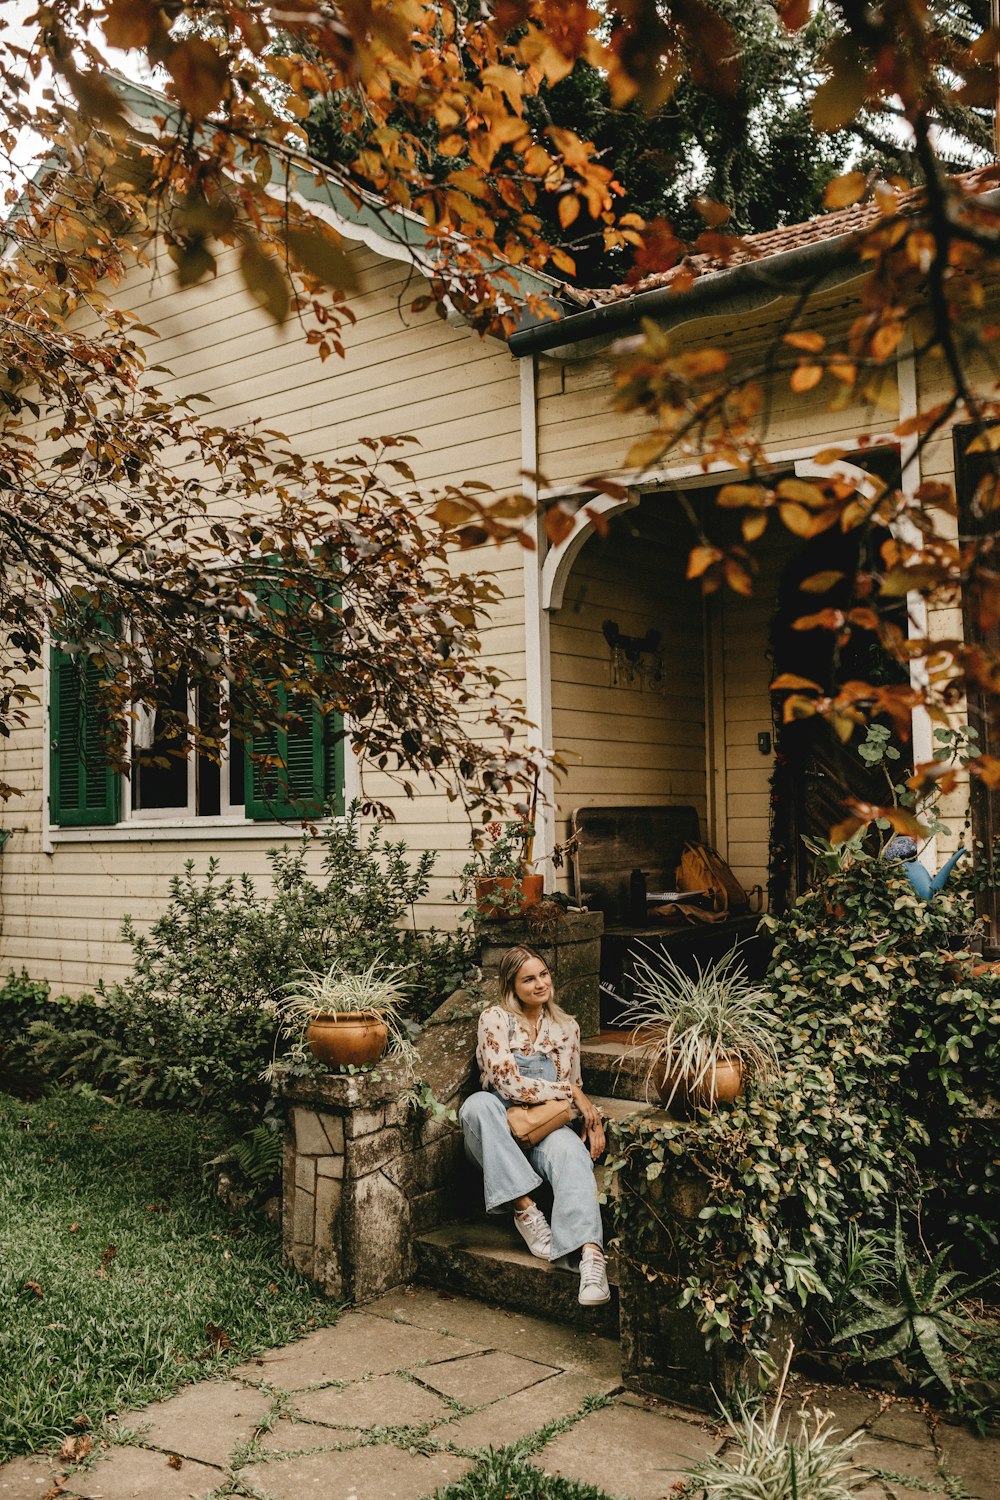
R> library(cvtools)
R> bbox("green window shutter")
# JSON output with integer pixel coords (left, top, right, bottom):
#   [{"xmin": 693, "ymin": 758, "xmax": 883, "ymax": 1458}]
[
  {"xmin": 242, "ymin": 565, "xmax": 344, "ymax": 821},
  {"xmin": 49, "ymin": 647, "xmax": 120, "ymax": 827},
  {"xmin": 244, "ymin": 702, "xmax": 343, "ymax": 821}
]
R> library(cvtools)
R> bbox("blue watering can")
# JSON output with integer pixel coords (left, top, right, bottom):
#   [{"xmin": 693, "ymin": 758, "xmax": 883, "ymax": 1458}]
[{"xmin": 884, "ymin": 836, "xmax": 967, "ymax": 900}]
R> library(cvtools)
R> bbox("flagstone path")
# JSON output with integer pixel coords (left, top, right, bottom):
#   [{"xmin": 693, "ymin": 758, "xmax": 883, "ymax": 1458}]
[{"xmin": 0, "ymin": 1287, "xmax": 994, "ymax": 1500}]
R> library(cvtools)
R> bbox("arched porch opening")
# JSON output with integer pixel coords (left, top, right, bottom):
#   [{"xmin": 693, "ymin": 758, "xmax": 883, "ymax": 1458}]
[{"xmin": 545, "ymin": 446, "xmax": 904, "ymax": 943}]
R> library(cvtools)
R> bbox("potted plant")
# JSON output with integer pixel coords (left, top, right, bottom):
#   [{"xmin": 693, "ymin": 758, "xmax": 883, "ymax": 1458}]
[
  {"xmin": 464, "ymin": 818, "xmax": 545, "ymax": 920},
  {"xmin": 618, "ymin": 946, "xmax": 778, "ymax": 1112},
  {"xmin": 280, "ymin": 959, "xmax": 414, "ymax": 1069}
]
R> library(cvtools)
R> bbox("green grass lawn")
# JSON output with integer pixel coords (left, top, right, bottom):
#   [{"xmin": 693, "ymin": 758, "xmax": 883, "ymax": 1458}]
[{"xmin": 0, "ymin": 1089, "xmax": 338, "ymax": 1462}]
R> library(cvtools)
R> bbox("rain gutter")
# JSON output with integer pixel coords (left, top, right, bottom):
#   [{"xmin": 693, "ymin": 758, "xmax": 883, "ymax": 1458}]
[
  {"xmin": 507, "ymin": 227, "xmax": 875, "ymax": 359},
  {"xmin": 510, "ymin": 184, "xmax": 1000, "ymax": 358}
]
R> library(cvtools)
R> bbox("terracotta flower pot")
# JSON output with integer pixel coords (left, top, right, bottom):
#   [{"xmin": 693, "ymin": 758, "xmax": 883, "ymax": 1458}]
[
  {"xmin": 306, "ymin": 1011, "xmax": 389, "ymax": 1068},
  {"xmin": 657, "ymin": 1056, "xmax": 744, "ymax": 1114},
  {"xmin": 475, "ymin": 873, "xmax": 544, "ymax": 921}
]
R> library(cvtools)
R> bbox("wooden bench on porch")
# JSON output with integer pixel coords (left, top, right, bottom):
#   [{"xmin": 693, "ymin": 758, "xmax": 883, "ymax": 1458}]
[{"xmin": 568, "ymin": 804, "xmax": 766, "ymax": 1024}]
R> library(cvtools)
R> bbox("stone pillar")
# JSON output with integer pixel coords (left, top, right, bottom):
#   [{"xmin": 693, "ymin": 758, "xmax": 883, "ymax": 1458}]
[
  {"xmin": 277, "ymin": 987, "xmax": 480, "ymax": 1303},
  {"xmin": 613, "ymin": 1132, "xmax": 798, "ymax": 1410},
  {"xmin": 477, "ymin": 910, "xmax": 604, "ymax": 1038}
]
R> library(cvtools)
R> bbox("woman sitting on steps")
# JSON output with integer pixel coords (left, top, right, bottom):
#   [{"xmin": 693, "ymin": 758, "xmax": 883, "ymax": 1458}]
[{"xmin": 459, "ymin": 944, "xmax": 610, "ymax": 1307}]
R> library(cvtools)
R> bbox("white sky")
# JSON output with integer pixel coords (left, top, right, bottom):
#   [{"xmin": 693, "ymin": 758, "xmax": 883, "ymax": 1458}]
[{"xmin": 1, "ymin": 0, "xmax": 149, "ymax": 186}]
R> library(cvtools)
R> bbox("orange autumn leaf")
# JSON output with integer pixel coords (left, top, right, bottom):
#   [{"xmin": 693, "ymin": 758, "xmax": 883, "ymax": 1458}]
[
  {"xmin": 792, "ymin": 608, "xmax": 847, "ymax": 631},
  {"xmin": 724, "ymin": 557, "xmax": 754, "ymax": 596},
  {"xmin": 687, "ymin": 545, "xmax": 723, "ymax": 580},
  {"xmin": 800, "ymin": 570, "xmax": 846, "ymax": 593},
  {"xmin": 717, "ymin": 483, "xmax": 770, "ymax": 509},
  {"xmin": 543, "ymin": 504, "xmax": 575, "ymax": 545},
  {"xmin": 742, "ymin": 511, "xmax": 768, "ymax": 542},
  {"xmin": 784, "ymin": 331, "xmax": 826, "ymax": 352},
  {"xmin": 971, "ymin": 755, "xmax": 1000, "ymax": 790},
  {"xmin": 823, "ymin": 171, "xmax": 868, "ymax": 209},
  {"xmin": 693, "ymin": 196, "xmax": 732, "ymax": 227},
  {"xmin": 790, "ymin": 363, "xmax": 824, "ymax": 393},
  {"xmin": 830, "ymin": 815, "xmax": 866, "ymax": 845},
  {"xmin": 167, "ymin": 39, "xmax": 228, "ymax": 119}
]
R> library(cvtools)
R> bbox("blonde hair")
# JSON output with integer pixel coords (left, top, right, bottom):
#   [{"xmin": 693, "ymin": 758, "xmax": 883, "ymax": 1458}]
[{"xmin": 495, "ymin": 945, "xmax": 574, "ymax": 1030}]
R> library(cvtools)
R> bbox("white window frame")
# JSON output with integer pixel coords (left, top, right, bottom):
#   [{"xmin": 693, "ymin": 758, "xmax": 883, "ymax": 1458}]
[
  {"xmin": 41, "ymin": 648, "xmax": 358, "ymax": 848},
  {"xmin": 125, "ymin": 680, "xmax": 244, "ymax": 824}
]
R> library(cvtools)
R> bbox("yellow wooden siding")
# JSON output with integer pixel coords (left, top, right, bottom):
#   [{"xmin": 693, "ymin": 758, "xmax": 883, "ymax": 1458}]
[
  {"xmin": 0, "ymin": 243, "xmax": 528, "ymax": 989},
  {"xmin": 548, "ymin": 503, "xmax": 707, "ymax": 881},
  {"xmin": 535, "ymin": 295, "xmax": 891, "ymax": 487}
]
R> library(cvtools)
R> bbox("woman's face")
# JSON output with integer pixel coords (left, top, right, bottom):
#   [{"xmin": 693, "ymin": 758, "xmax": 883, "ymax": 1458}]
[{"xmin": 513, "ymin": 956, "xmax": 552, "ymax": 1009}]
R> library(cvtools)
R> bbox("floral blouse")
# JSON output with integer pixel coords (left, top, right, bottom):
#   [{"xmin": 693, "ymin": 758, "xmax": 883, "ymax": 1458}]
[{"xmin": 476, "ymin": 1004, "xmax": 582, "ymax": 1105}]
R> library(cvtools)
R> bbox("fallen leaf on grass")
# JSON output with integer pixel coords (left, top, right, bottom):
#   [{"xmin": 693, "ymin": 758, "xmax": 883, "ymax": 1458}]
[
  {"xmin": 97, "ymin": 1244, "xmax": 118, "ymax": 1276},
  {"xmin": 194, "ymin": 1322, "xmax": 232, "ymax": 1361},
  {"xmin": 59, "ymin": 1434, "xmax": 92, "ymax": 1462}
]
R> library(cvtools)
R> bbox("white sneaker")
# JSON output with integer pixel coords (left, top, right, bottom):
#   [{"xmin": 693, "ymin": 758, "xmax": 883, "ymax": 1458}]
[
  {"xmin": 513, "ymin": 1203, "xmax": 553, "ymax": 1259},
  {"xmin": 578, "ymin": 1247, "xmax": 610, "ymax": 1306}
]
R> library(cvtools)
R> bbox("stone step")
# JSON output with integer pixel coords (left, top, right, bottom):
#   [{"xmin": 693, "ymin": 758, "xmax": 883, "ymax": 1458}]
[
  {"xmin": 413, "ymin": 1095, "xmax": 668, "ymax": 1337},
  {"xmin": 580, "ymin": 1035, "xmax": 661, "ymax": 1103},
  {"xmin": 413, "ymin": 1220, "xmax": 620, "ymax": 1337},
  {"xmin": 590, "ymin": 1094, "xmax": 666, "ymax": 1198}
]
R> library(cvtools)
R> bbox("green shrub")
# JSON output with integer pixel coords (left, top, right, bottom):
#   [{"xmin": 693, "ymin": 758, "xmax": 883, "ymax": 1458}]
[
  {"xmin": 27, "ymin": 802, "xmax": 475, "ymax": 1116},
  {"xmin": 608, "ymin": 859, "xmax": 1000, "ymax": 1374},
  {"xmin": 0, "ymin": 970, "xmax": 85, "ymax": 1084},
  {"xmin": 771, "ymin": 861, "xmax": 1000, "ymax": 1266}
]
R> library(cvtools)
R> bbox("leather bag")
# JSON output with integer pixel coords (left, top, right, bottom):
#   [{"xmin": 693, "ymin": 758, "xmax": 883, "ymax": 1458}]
[
  {"xmin": 507, "ymin": 1097, "xmax": 574, "ymax": 1148},
  {"xmin": 667, "ymin": 840, "xmax": 749, "ymax": 925}
]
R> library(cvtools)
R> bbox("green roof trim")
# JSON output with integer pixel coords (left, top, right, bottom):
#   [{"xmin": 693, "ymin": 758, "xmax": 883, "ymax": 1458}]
[{"xmin": 109, "ymin": 73, "xmax": 565, "ymax": 311}]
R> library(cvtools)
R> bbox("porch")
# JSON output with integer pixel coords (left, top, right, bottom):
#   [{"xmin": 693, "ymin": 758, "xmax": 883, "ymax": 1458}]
[{"xmin": 542, "ymin": 461, "xmax": 914, "ymax": 1000}]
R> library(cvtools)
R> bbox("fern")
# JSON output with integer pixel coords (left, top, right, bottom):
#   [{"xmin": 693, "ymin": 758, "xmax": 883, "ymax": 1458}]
[{"xmin": 230, "ymin": 1122, "xmax": 284, "ymax": 1189}]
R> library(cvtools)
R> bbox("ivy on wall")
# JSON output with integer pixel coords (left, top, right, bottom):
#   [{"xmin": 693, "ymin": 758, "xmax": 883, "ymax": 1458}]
[{"xmin": 607, "ymin": 861, "xmax": 1000, "ymax": 1359}]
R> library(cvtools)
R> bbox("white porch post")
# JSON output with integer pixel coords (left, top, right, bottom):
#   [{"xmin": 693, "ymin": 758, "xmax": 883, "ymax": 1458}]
[
  {"xmin": 896, "ymin": 332, "xmax": 937, "ymax": 872},
  {"xmin": 519, "ymin": 354, "xmax": 555, "ymax": 865}
]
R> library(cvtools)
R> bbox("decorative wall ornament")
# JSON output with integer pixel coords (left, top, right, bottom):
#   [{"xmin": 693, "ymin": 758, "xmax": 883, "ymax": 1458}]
[{"xmin": 602, "ymin": 619, "xmax": 664, "ymax": 691}]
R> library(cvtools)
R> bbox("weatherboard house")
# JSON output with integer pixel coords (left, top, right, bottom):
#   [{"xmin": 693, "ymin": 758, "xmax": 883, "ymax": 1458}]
[{"xmin": 0, "ymin": 78, "xmax": 989, "ymax": 991}]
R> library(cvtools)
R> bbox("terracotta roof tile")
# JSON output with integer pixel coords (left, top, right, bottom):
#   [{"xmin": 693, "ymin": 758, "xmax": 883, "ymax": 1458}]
[{"xmin": 564, "ymin": 166, "xmax": 1000, "ymax": 309}]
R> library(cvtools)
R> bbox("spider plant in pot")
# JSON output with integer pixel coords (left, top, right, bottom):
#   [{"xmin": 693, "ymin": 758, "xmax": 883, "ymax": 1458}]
[
  {"xmin": 620, "ymin": 945, "xmax": 778, "ymax": 1113},
  {"xmin": 280, "ymin": 959, "xmax": 414, "ymax": 1070}
]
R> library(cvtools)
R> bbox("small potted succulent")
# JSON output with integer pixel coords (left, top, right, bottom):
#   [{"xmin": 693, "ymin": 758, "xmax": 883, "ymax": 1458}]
[
  {"xmin": 465, "ymin": 818, "xmax": 544, "ymax": 920},
  {"xmin": 619, "ymin": 945, "xmax": 778, "ymax": 1113},
  {"xmin": 280, "ymin": 959, "xmax": 413, "ymax": 1069}
]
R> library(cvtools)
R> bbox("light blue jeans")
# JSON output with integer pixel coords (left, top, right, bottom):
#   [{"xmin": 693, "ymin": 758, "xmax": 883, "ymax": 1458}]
[{"xmin": 459, "ymin": 1051, "xmax": 604, "ymax": 1261}]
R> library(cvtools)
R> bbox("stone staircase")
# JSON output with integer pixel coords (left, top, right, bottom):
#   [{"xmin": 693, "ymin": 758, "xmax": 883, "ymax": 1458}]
[{"xmin": 412, "ymin": 1034, "xmax": 669, "ymax": 1334}]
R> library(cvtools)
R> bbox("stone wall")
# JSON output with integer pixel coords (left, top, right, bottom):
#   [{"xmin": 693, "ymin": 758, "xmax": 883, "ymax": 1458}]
[
  {"xmin": 277, "ymin": 986, "xmax": 481, "ymax": 1302},
  {"xmin": 477, "ymin": 910, "xmax": 603, "ymax": 1037},
  {"xmin": 614, "ymin": 1140, "xmax": 798, "ymax": 1408}
]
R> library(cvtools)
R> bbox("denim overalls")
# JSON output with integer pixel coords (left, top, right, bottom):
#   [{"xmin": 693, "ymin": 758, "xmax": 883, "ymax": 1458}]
[{"xmin": 459, "ymin": 1038, "xmax": 604, "ymax": 1262}]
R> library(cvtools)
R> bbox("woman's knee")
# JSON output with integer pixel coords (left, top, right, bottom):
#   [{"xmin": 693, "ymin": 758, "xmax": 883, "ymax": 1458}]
[
  {"xmin": 459, "ymin": 1091, "xmax": 505, "ymax": 1131},
  {"xmin": 536, "ymin": 1126, "xmax": 590, "ymax": 1168}
]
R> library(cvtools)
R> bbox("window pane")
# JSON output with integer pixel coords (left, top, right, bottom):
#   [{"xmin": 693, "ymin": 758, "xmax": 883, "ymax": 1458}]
[
  {"xmin": 133, "ymin": 675, "xmax": 190, "ymax": 811},
  {"xmin": 196, "ymin": 680, "xmax": 221, "ymax": 818},
  {"xmin": 228, "ymin": 732, "xmax": 246, "ymax": 807}
]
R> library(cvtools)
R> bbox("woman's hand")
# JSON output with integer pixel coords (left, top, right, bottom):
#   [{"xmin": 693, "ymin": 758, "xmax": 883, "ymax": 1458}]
[{"xmin": 572, "ymin": 1086, "xmax": 606, "ymax": 1160}]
